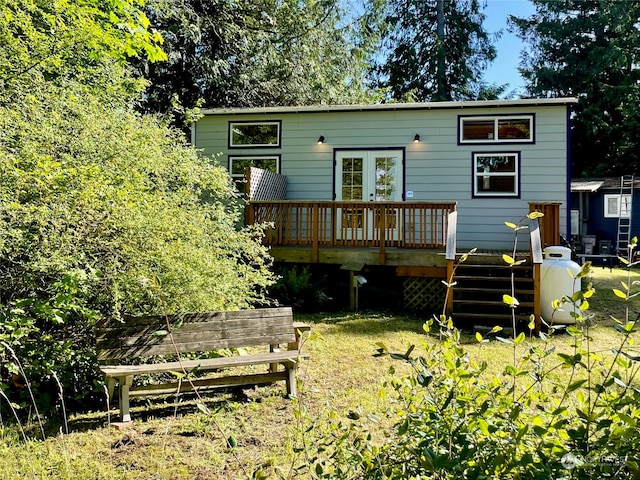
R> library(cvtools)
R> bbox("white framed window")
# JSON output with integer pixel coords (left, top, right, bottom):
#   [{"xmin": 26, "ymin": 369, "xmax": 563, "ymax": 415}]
[
  {"xmin": 472, "ymin": 152, "xmax": 520, "ymax": 197},
  {"xmin": 604, "ymin": 194, "xmax": 631, "ymax": 218},
  {"xmin": 459, "ymin": 115, "xmax": 534, "ymax": 144},
  {"xmin": 229, "ymin": 121, "xmax": 281, "ymax": 147},
  {"xmin": 229, "ymin": 156, "xmax": 280, "ymax": 193}
]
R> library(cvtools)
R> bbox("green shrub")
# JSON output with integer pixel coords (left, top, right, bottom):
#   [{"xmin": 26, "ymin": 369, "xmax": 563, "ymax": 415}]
[
  {"xmin": 0, "ymin": 30, "xmax": 275, "ymax": 413},
  {"xmin": 270, "ymin": 265, "xmax": 331, "ymax": 312},
  {"xmin": 287, "ymin": 233, "xmax": 640, "ymax": 479}
]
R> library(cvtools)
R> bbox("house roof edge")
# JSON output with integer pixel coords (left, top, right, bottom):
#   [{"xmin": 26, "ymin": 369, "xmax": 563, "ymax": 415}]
[{"xmin": 199, "ymin": 97, "xmax": 578, "ymax": 116}]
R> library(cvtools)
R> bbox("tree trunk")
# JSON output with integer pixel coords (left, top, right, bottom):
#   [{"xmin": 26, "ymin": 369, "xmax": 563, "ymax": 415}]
[{"xmin": 436, "ymin": 0, "xmax": 447, "ymax": 100}]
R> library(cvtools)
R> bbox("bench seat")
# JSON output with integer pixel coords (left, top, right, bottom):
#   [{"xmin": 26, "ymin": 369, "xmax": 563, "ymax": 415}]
[{"xmin": 100, "ymin": 350, "xmax": 305, "ymax": 377}]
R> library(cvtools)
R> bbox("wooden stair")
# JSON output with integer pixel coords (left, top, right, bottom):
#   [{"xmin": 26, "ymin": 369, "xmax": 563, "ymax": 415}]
[{"xmin": 451, "ymin": 260, "xmax": 536, "ymax": 332}]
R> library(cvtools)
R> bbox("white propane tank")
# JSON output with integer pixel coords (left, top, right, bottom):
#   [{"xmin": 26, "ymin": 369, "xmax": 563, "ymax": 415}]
[{"xmin": 540, "ymin": 246, "xmax": 582, "ymax": 325}]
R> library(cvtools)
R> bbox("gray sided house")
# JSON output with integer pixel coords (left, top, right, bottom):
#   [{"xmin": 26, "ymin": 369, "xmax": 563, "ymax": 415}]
[{"xmin": 193, "ymin": 98, "xmax": 577, "ymax": 326}]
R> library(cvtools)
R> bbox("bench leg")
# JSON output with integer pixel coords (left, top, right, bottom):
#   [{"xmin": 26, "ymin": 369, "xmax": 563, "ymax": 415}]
[
  {"xmin": 118, "ymin": 375, "xmax": 134, "ymax": 422},
  {"xmin": 106, "ymin": 376, "xmax": 116, "ymax": 401},
  {"xmin": 269, "ymin": 344, "xmax": 281, "ymax": 373},
  {"xmin": 286, "ymin": 365, "xmax": 297, "ymax": 397}
]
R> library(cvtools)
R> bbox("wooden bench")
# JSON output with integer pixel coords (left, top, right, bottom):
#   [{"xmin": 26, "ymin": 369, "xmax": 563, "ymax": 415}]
[{"xmin": 96, "ymin": 307, "xmax": 309, "ymax": 422}]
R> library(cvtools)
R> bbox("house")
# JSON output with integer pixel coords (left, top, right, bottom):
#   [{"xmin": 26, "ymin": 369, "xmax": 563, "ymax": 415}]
[
  {"xmin": 571, "ymin": 176, "xmax": 638, "ymax": 258},
  {"xmin": 192, "ymin": 98, "xmax": 577, "ymax": 327}
]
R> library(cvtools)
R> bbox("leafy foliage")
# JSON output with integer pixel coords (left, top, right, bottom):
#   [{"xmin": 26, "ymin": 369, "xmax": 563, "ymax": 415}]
[
  {"xmin": 133, "ymin": 0, "xmax": 385, "ymax": 127},
  {"xmin": 269, "ymin": 266, "xmax": 332, "ymax": 312},
  {"xmin": 511, "ymin": 0, "xmax": 640, "ymax": 176},
  {"xmin": 0, "ymin": 1, "xmax": 275, "ymax": 411},
  {"xmin": 374, "ymin": 0, "xmax": 500, "ymax": 101},
  {"xmin": 0, "ymin": 0, "xmax": 165, "ymax": 91},
  {"xmin": 287, "ymin": 244, "xmax": 640, "ymax": 479}
]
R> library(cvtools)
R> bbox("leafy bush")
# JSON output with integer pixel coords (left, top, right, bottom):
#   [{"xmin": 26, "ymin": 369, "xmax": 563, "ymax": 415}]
[
  {"xmin": 270, "ymin": 265, "xmax": 332, "ymax": 312},
  {"xmin": 288, "ymin": 237, "xmax": 640, "ymax": 479},
  {"xmin": 0, "ymin": 2, "xmax": 275, "ymax": 413}
]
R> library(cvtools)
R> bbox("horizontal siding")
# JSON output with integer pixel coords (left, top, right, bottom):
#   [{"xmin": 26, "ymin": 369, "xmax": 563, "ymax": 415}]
[{"xmin": 195, "ymin": 104, "xmax": 569, "ymax": 250}]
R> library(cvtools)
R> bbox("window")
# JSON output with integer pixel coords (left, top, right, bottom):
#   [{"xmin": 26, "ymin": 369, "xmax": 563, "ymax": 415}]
[
  {"xmin": 604, "ymin": 194, "xmax": 631, "ymax": 218},
  {"xmin": 460, "ymin": 115, "xmax": 534, "ymax": 143},
  {"xmin": 229, "ymin": 121, "xmax": 281, "ymax": 147},
  {"xmin": 472, "ymin": 152, "xmax": 520, "ymax": 197},
  {"xmin": 229, "ymin": 156, "xmax": 280, "ymax": 193}
]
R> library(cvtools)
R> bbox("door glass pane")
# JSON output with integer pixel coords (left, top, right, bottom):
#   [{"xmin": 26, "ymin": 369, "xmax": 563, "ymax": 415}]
[
  {"xmin": 375, "ymin": 156, "xmax": 397, "ymax": 201},
  {"xmin": 341, "ymin": 157, "xmax": 364, "ymax": 200}
]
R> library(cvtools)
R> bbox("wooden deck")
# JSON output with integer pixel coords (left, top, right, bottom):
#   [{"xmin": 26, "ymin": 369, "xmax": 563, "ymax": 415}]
[
  {"xmin": 248, "ymin": 200, "xmax": 456, "ymax": 265},
  {"xmin": 245, "ymin": 199, "xmax": 550, "ymax": 330}
]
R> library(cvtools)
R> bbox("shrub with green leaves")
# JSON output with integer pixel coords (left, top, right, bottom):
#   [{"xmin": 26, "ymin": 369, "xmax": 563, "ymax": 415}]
[
  {"xmin": 269, "ymin": 265, "xmax": 332, "ymax": 312},
  {"xmin": 290, "ymin": 240, "xmax": 639, "ymax": 479},
  {"xmin": 0, "ymin": 1, "xmax": 275, "ymax": 412}
]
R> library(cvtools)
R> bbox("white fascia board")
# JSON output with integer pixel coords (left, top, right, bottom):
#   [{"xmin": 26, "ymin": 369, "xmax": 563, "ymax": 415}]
[{"xmin": 200, "ymin": 97, "xmax": 578, "ymax": 116}]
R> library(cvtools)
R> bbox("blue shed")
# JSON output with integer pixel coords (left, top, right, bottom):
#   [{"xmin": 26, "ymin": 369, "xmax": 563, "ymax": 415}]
[{"xmin": 571, "ymin": 176, "xmax": 639, "ymax": 256}]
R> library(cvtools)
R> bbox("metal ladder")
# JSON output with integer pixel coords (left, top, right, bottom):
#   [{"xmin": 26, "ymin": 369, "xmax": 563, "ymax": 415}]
[{"xmin": 616, "ymin": 175, "xmax": 634, "ymax": 258}]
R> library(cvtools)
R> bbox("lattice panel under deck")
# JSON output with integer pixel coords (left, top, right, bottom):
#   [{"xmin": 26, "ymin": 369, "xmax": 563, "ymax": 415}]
[{"xmin": 403, "ymin": 277, "xmax": 446, "ymax": 311}]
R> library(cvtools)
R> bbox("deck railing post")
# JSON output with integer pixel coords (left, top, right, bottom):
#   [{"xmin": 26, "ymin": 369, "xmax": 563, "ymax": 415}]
[
  {"xmin": 312, "ymin": 203, "xmax": 319, "ymax": 263},
  {"xmin": 331, "ymin": 203, "xmax": 337, "ymax": 246}
]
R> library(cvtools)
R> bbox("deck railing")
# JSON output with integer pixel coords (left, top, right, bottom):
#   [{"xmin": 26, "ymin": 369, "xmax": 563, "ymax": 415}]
[{"xmin": 247, "ymin": 201, "xmax": 456, "ymax": 262}]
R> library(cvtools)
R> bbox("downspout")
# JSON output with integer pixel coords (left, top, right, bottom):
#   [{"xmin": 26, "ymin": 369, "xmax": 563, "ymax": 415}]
[
  {"xmin": 190, "ymin": 121, "xmax": 196, "ymax": 146},
  {"xmin": 566, "ymin": 104, "xmax": 573, "ymax": 238}
]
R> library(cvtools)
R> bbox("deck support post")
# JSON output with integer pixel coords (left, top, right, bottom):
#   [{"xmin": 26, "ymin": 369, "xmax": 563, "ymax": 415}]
[
  {"xmin": 349, "ymin": 271, "xmax": 355, "ymax": 311},
  {"xmin": 446, "ymin": 259, "xmax": 454, "ymax": 317},
  {"xmin": 530, "ymin": 217, "xmax": 544, "ymax": 334},
  {"xmin": 533, "ymin": 263, "xmax": 541, "ymax": 333}
]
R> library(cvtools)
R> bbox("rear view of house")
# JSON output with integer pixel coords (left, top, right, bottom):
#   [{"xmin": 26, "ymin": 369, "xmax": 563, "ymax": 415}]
[{"xmin": 193, "ymin": 98, "xmax": 576, "ymax": 325}]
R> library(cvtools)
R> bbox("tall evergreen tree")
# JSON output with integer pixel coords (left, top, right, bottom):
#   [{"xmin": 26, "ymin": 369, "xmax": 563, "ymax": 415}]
[
  {"xmin": 511, "ymin": 0, "xmax": 640, "ymax": 176},
  {"xmin": 374, "ymin": 0, "xmax": 498, "ymax": 102},
  {"xmin": 134, "ymin": 0, "xmax": 384, "ymax": 126}
]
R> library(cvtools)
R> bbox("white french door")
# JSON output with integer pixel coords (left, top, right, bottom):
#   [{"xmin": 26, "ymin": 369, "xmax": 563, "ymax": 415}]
[{"xmin": 335, "ymin": 150, "xmax": 404, "ymax": 240}]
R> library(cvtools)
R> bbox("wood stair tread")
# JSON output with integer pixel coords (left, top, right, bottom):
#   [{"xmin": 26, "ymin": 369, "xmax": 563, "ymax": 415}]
[
  {"xmin": 452, "ymin": 312, "xmax": 533, "ymax": 321},
  {"xmin": 454, "ymin": 275, "xmax": 533, "ymax": 282},
  {"xmin": 454, "ymin": 287, "xmax": 534, "ymax": 294},
  {"xmin": 455, "ymin": 264, "xmax": 531, "ymax": 270},
  {"xmin": 453, "ymin": 299, "xmax": 534, "ymax": 307}
]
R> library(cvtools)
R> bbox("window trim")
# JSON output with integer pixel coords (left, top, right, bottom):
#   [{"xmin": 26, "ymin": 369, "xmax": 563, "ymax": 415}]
[
  {"xmin": 458, "ymin": 114, "xmax": 535, "ymax": 145},
  {"xmin": 603, "ymin": 193, "xmax": 631, "ymax": 218},
  {"xmin": 228, "ymin": 120, "xmax": 282, "ymax": 148},
  {"xmin": 471, "ymin": 151, "xmax": 521, "ymax": 198}
]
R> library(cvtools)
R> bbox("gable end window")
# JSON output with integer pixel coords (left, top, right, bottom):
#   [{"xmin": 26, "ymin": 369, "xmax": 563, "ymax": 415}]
[
  {"xmin": 459, "ymin": 115, "xmax": 534, "ymax": 144},
  {"xmin": 472, "ymin": 152, "xmax": 520, "ymax": 198},
  {"xmin": 229, "ymin": 121, "xmax": 281, "ymax": 148},
  {"xmin": 604, "ymin": 194, "xmax": 631, "ymax": 218}
]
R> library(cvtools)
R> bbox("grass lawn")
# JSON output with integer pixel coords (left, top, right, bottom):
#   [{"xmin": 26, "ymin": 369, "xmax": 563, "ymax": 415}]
[{"xmin": 1, "ymin": 265, "xmax": 639, "ymax": 479}]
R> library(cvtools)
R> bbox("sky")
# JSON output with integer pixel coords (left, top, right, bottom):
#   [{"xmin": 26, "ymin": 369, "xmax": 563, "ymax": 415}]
[{"xmin": 482, "ymin": 0, "xmax": 536, "ymax": 96}]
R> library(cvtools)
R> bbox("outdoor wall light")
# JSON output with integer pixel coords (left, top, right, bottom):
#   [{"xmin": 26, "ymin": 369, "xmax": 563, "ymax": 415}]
[
  {"xmin": 317, "ymin": 135, "xmax": 325, "ymax": 144},
  {"xmin": 413, "ymin": 134, "xmax": 421, "ymax": 143}
]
